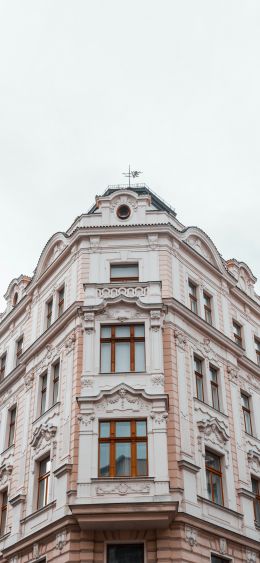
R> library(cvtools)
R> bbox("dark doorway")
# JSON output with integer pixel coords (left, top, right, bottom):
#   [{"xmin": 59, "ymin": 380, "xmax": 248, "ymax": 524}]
[{"xmin": 107, "ymin": 543, "xmax": 144, "ymax": 563}]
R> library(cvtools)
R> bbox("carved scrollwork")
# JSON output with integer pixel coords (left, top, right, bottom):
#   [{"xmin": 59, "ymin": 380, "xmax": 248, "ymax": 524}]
[
  {"xmin": 151, "ymin": 374, "xmax": 164, "ymax": 387},
  {"xmin": 31, "ymin": 423, "xmax": 57, "ymax": 450},
  {"xmin": 96, "ymin": 481, "xmax": 150, "ymax": 496}
]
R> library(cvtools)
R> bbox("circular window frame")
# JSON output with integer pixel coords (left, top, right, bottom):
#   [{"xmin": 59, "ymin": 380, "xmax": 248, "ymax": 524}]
[{"xmin": 116, "ymin": 204, "xmax": 131, "ymax": 221}]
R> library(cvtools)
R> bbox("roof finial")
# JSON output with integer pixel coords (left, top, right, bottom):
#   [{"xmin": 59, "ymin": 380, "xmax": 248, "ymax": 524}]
[{"xmin": 122, "ymin": 165, "xmax": 142, "ymax": 188}]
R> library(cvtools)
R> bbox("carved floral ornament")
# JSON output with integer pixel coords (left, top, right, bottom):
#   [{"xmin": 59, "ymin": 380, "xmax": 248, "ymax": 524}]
[
  {"xmin": 96, "ymin": 481, "xmax": 150, "ymax": 496},
  {"xmin": 96, "ymin": 388, "xmax": 148, "ymax": 413},
  {"xmin": 31, "ymin": 423, "xmax": 57, "ymax": 450},
  {"xmin": 197, "ymin": 416, "xmax": 230, "ymax": 462},
  {"xmin": 195, "ymin": 337, "xmax": 220, "ymax": 364}
]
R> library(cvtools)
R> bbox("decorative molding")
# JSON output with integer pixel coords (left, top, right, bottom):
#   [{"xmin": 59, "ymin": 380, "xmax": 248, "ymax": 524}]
[
  {"xmin": 56, "ymin": 530, "xmax": 67, "ymax": 551},
  {"xmin": 151, "ymin": 374, "xmax": 164, "ymax": 387},
  {"xmin": 95, "ymin": 481, "xmax": 150, "ymax": 496},
  {"xmin": 150, "ymin": 411, "xmax": 168, "ymax": 427},
  {"xmin": 185, "ymin": 525, "xmax": 197, "ymax": 549},
  {"xmin": 31, "ymin": 423, "xmax": 57, "ymax": 450},
  {"xmin": 0, "ymin": 463, "xmax": 13, "ymax": 486},
  {"xmin": 150, "ymin": 309, "xmax": 161, "ymax": 331},
  {"xmin": 219, "ymin": 537, "xmax": 227, "ymax": 555},
  {"xmin": 246, "ymin": 550, "xmax": 256, "ymax": 563},
  {"xmin": 247, "ymin": 444, "xmax": 260, "ymax": 475},
  {"xmin": 64, "ymin": 331, "xmax": 76, "ymax": 354},
  {"xmin": 9, "ymin": 557, "xmax": 19, "ymax": 563},
  {"xmin": 89, "ymin": 236, "xmax": 100, "ymax": 250},
  {"xmin": 195, "ymin": 337, "xmax": 219, "ymax": 364},
  {"xmin": 32, "ymin": 543, "xmax": 40, "ymax": 559},
  {"xmin": 227, "ymin": 364, "xmax": 239, "ymax": 383},
  {"xmin": 82, "ymin": 312, "xmax": 95, "ymax": 333},
  {"xmin": 174, "ymin": 330, "xmax": 186, "ymax": 351},
  {"xmin": 78, "ymin": 414, "xmax": 95, "ymax": 426},
  {"xmin": 97, "ymin": 387, "xmax": 147, "ymax": 413},
  {"xmin": 81, "ymin": 376, "xmax": 94, "ymax": 387},
  {"xmin": 24, "ymin": 370, "xmax": 35, "ymax": 390},
  {"xmin": 147, "ymin": 234, "xmax": 159, "ymax": 250},
  {"xmin": 97, "ymin": 285, "xmax": 148, "ymax": 300},
  {"xmin": 197, "ymin": 416, "xmax": 229, "ymax": 456}
]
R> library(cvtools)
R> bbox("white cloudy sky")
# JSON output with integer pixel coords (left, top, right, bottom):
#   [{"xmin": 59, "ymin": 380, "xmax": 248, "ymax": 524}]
[{"xmin": 0, "ymin": 1, "xmax": 259, "ymax": 310}]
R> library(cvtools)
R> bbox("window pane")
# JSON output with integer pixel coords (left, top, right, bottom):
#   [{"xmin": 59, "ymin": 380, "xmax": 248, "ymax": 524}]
[
  {"xmin": 210, "ymin": 368, "xmax": 218, "ymax": 383},
  {"xmin": 135, "ymin": 342, "xmax": 145, "ymax": 371},
  {"xmin": 38, "ymin": 479, "xmax": 47, "ymax": 508},
  {"xmin": 40, "ymin": 392, "xmax": 47, "ymax": 415},
  {"xmin": 212, "ymin": 473, "xmax": 223, "ymax": 505},
  {"xmin": 39, "ymin": 458, "xmax": 50, "ymax": 475},
  {"xmin": 244, "ymin": 411, "xmax": 252, "ymax": 434},
  {"xmin": 115, "ymin": 443, "xmax": 131, "ymax": 476},
  {"xmin": 8, "ymin": 425, "xmax": 15, "ymax": 447},
  {"xmin": 101, "ymin": 343, "xmax": 111, "ymax": 373},
  {"xmin": 241, "ymin": 394, "xmax": 249, "ymax": 408},
  {"xmin": 212, "ymin": 386, "xmax": 219, "ymax": 411},
  {"xmin": 205, "ymin": 451, "xmax": 220, "ymax": 471},
  {"xmin": 206, "ymin": 469, "xmax": 213, "ymax": 501},
  {"xmin": 115, "ymin": 326, "xmax": 130, "ymax": 337},
  {"xmin": 101, "ymin": 326, "xmax": 111, "ymax": 338},
  {"xmin": 0, "ymin": 508, "xmax": 7, "ymax": 535},
  {"xmin": 99, "ymin": 443, "xmax": 110, "ymax": 477},
  {"xmin": 111, "ymin": 264, "xmax": 138, "ymax": 278},
  {"xmin": 135, "ymin": 325, "xmax": 145, "ymax": 337},
  {"xmin": 255, "ymin": 499, "xmax": 260, "ymax": 523},
  {"xmin": 252, "ymin": 478, "xmax": 258, "ymax": 494},
  {"xmin": 136, "ymin": 442, "xmax": 147, "ymax": 476},
  {"xmin": 115, "ymin": 342, "xmax": 130, "ymax": 372},
  {"xmin": 194, "ymin": 358, "xmax": 202, "ymax": 373},
  {"xmin": 53, "ymin": 380, "xmax": 59, "ymax": 404},
  {"xmin": 107, "ymin": 544, "xmax": 144, "ymax": 563},
  {"xmin": 115, "ymin": 421, "xmax": 131, "ymax": 437},
  {"xmin": 136, "ymin": 421, "xmax": 147, "ymax": 436},
  {"xmin": 196, "ymin": 377, "xmax": 204, "ymax": 401},
  {"xmin": 100, "ymin": 422, "xmax": 110, "ymax": 438},
  {"xmin": 191, "ymin": 300, "xmax": 197, "ymax": 314}
]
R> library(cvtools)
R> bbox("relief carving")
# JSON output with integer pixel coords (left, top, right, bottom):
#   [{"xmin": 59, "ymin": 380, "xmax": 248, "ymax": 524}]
[
  {"xmin": 96, "ymin": 481, "xmax": 150, "ymax": 496},
  {"xmin": 247, "ymin": 445, "xmax": 260, "ymax": 475},
  {"xmin": 197, "ymin": 417, "xmax": 229, "ymax": 460},
  {"xmin": 227, "ymin": 364, "xmax": 239, "ymax": 383},
  {"xmin": 174, "ymin": 330, "xmax": 186, "ymax": 351},
  {"xmin": 24, "ymin": 370, "xmax": 35, "ymax": 390},
  {"xmin": 97, "ymin": 286, "xmax": 148, "ymax": 300},
  {"xmin": 64, "ymin": 331, "xmax": 76, "ymax": 353},
  {"xmin": 151, "ymin": 374, "xmax": 164, "ymax": 387},
  {"xmin": 98, "ymin": 387, "xmax": 147, "ymax": 413},
  {"xmin": 150, "ymin": 411, "xmax": 168, "ymax": 427},
  {"xmin": 246, "ymin": 550, "xmax": 256, "ymax": 563},
  {"xmin": 81, "ymin": 376, "xmax": 94, "ymax": 388},
  {"xmin": 78, "ymin": 414, "xmax": 95, "ymax": 426},
  {"xmin": 219, "ymin": 538, "xmax": 227, "ymax": 555},
  {"xmin": 185, "ymin": 525, "xmax": 197, "ymax": 549},
  {"xmin": 31, "ymin": 423, "xmax": 57, "ymax": 450},
  {"xmin": 56, "ymin": 530, "xmax": 67, "ymax": 551}
]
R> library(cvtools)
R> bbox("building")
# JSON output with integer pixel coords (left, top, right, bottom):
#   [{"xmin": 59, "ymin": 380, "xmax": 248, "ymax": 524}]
[{"xmin": 0, "ymin": 185, "xmax": 260, "ymax": 563}]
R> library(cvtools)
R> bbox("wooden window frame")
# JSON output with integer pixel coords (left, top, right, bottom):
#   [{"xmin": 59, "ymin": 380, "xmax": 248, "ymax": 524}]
[
  {"xmin": 100, "ymin": 324, "xmax": 145, "ymax": 373},
  {"xmin": 8, "ymin": 406, "xmax": 16, "ymax": 448},
  {"xmin": 110, "ymin": 263, "xmax": 139, "ymax": 283},
  {"xmin": 16, "ymin": 336, "xmax": 23, "ymax": 365},
  {"xmin": 52, "ymin": 361, "xmax": 60, "ymax": 405},
  {"xmin": 188, "ymin": 280, "xmax": 198, "ymax": 314},
  {"xmin": 40, "ymin": 373, "xmax": 48, "ymax": 415},
  {"xmin": 98, "ymin": 419, "xmax": 148, "ymax": 478},
  {"xmin": 203, "ymin": 291, "xmax": 213, "ymax": 325},
  {"xmin": 205, "ymin": 450, "xmax": 224, "ymax": 506},
  {"xmin": 57, "ymin": 287, "xmax": 65, "ymax": 317},
  {"xmin": 233, "ymin": 320, "xmax": 243, "ymax": 348},
  {"xmin": 209, "ymin": 365, "xmax": 220, "ymax": 411},
  {"xmin": 37, "ymin": 457, "xmax": 50, "ymax": 509},
  {"xmin": 0, "ymin": 491, "xmax": 7, "ymax": 536},
  {"xmin": 241, "ymin": 392, "xmax": 253, "ymax": 435},
  {"xmin": 46, "ymin": 298, "xmax": 53, "ymax": 329},
  {"xmin": 0, "ymin": 352, "xmax": 6, "ymax": 381},
  {"xmin": 254, "ymin": 337, "xmax": 260, "ymax": 367},
  {"xmin": 252, "ymin": 478, "xmax": 260, "ymax": 524}
]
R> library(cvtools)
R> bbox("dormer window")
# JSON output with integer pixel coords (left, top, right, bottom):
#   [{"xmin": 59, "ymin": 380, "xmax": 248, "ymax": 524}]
[{"xmin": 110, "ymin": 264, "xmax": 139, "ymax": 283}]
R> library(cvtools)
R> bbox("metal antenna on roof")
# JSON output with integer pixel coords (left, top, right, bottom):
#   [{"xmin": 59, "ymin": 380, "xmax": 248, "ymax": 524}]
[{"xmin": 122, "ymin": 165, "xmax": 142, "ymax": 188}]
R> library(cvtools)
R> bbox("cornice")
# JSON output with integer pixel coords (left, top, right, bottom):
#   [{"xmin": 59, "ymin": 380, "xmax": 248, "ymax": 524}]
[
  {"xmin": 0, "ymin": 301, "xmax": 82, "ymax": 394},
  {"xmin": 175, "ymin": 510, "xmax": 260, "ymax": 550}
]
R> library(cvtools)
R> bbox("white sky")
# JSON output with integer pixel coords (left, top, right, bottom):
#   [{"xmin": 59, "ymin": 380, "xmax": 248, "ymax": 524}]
[{"xmin": 0, "ymin": 1, "xmax": 259, "ymax": 311}]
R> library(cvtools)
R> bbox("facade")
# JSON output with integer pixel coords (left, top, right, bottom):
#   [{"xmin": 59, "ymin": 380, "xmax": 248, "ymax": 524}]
[{"xmin": 0, "ymin": 185, "xmax": 259, "ymax": 563}]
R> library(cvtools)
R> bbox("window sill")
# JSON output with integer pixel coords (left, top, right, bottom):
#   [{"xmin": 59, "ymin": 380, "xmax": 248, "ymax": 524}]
[
  {"xmin": 194, "ymin": 397, "xmax": 228, "ymax": 418},
  {"xmin": 0, "ymin": 443, "xmax": 15, "ymax": 457},
  {"xmin": 20, "ymin": 500, "xmax": 56, "ymax": 524},
  {"xmin": 197, "ymin": 495, "xmax": 243, "ymax": 518},
  {"xmin": 0, "ymin": 530, "xmax": 11, "ymax": 542},
  {"xmin": 99, "ymin": 372, "xmax": 146, "ymax": 376},
  {"xmin": 32, "ymin": 402, "xmax": 60, "ymax": 426}
]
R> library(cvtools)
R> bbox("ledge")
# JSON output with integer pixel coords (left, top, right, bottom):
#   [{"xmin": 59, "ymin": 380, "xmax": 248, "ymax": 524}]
[
  {"xmin": 20, "ymin": 500, "xmax": 56, "ymax": 524},
  {"xmin": 178, "ymin": 459, "xmax": 200, "ymax": 474},
  {"xmin": 197, "ymin": 495, "xmax": 243, "ymax": 519},
  {"xmin": 9, "ymin": 493, "xmax": 26, "ymax": 507},
  {"xmin": 54, "ymin": 463, "xmax": 73, "ymax": 478},
  {"xmin": 32, "ymin": 402, "xmax": 60, "ymax": 426},
  {"xmin": 69, "ymin": 500, "xmax": 178, "ymax": 530},
  {"xmin": 237, "ymin": 488, "xmax": 255, "ymax": 500}
]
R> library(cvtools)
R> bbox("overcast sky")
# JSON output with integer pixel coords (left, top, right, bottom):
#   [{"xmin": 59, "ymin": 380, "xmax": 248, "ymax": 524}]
[{"xmin": 0, "ymin": 1, "xmax": 259, "ymax": 311}]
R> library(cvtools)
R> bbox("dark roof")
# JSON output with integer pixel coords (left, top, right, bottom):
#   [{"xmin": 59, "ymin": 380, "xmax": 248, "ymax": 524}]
[{"xmin": 87, "ymin": 184, "xmax": 177, "ymax": 217}]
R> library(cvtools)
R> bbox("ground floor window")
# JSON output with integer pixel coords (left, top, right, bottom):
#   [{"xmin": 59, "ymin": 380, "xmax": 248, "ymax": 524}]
[
  {"xmin": 107, "ymin": 543, "xmax": 144, "ymax": 563},
  {"xmin": 211, "ymin": 556, "xmax": 231, "ymax": 563}
]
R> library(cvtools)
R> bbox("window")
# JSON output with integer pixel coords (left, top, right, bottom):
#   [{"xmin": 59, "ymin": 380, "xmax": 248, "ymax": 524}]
[
  {"xmin": 255, "ymin": 337, "xmax": 260, "ymax": 366},
  {"xmin": 117, "ymin": 204, "xmax": 131, "ymax": 220},
  {"xmin": 107, "ymin": 544, "xmax": 144, "ymax": 563},
  {"xmin": 0, "ymin": 353, "xmax": 6, "ymax": 381},
  {"xmin": 99, "ymin": 419, "xmax": 148, "ymax": 478},
  {"xmin": 110, "ymin": 263, "xmax": 139, "ymax": 282},
  {"xmin": 233, "ymin": 320, "xmax": 242, "ymax": 347},
  {"xmin": 194, "ymin": 356, "xmax": 204, "ymax": 401},
  {"xmin": 37, "ymin": 456, "xmax": 50, "ymax": 509},
  {"xmin": 0, "ymin": 491, "xmax": 7, "ymax": 536},
  {"xmin": 40, "ymin": 373, "xmax": 48, "ymax": 415},
  {"xmin": 46, "ymin": 298, "xmax": 53, "ymax": 329},
  {"xmin": 211, "ymin": 557, "xmax": 231, "ymax": 563},
  {"xmin": 241, "ymin": 393, "xmax": 252, "ymax": 435},
  {"xmin": 209, "ymin": 366, "xmax": 220, "ymax": 411},
  {"xmin": 205, "ymin": 450, "xmax": 224, "ymax": 506},
  {"xmin": 16, "ymin": 336, "xmax": 23, "ymax": 365},
  {"xmin": 203, "ymin": 291, "xmax": 212, "ymax": 325},
  {"xmin": 57, "ymin": 287, "xmax": 64, "ymax": 317},
  {"xmin": 188, "ymin": 280, "xmax": 198, "ymax": 314},
  {"xmin": 252, "ymin": 478, "xmax": 260, "ymax": 524},
  {"xmin": 52, "ymin": 361, "xmax": 60, "ymax": 404},
  {"xmin": 100, "ymin": 325, "xmax": 145, "ymax": 373},
  {"xmin": 8, "ymin": 407, "xmax": 16, "ymax": 447}
]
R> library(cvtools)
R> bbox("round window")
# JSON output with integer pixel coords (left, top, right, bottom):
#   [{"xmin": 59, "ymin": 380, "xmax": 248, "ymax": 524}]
[{"xmin": 117, "ymin": 204, "xmax": 131, "ymax": 220}]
